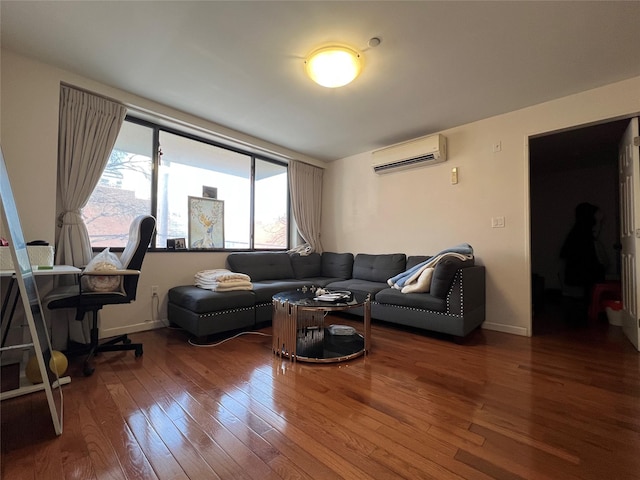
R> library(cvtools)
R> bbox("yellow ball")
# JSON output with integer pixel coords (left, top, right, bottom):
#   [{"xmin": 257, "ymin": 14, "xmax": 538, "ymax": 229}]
[
  {"xmin": 49, "ymin": 350, "xmax": 68, "ymax": 377},
  {"xmin": 25, "ymin": 356, "xmax": 43, "ymax": 384},
  {"xmin": 25, "ymin": 351, "xmax": 68, "ymax": 384}
]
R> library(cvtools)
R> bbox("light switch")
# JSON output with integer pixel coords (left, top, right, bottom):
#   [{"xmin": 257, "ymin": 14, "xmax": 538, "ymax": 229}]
[{"xmin": 451, "ymin": 167, "xmax": 458, "ymax": 184}]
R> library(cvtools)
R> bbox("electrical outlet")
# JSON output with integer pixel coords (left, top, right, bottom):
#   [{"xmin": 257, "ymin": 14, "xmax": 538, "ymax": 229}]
[
  {"xmin": 151, "ymin": 285, "xmax": 159, "ymax": 296},
  {"xmin": 491, "ymin": 216, "xmax": 505, "ymax": 228}
]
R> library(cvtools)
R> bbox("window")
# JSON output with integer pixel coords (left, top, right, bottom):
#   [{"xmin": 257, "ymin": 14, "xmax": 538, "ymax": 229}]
[
  {"xmin": 84, "ymin": 117, "xmax": 289, "ymax": 250},
  {"xmin": 255, "ymin": 160, "xmax": 288, "ymax": 249},
  {"xmin": 83, "ymin": 121, "xmax": 153, "ymax": 248}
]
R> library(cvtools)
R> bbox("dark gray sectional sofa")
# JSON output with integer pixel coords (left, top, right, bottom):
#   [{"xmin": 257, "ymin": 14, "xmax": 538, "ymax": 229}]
[{"xmin": 167, "ymin": 251, "xmax": 485, "ymax": 340}]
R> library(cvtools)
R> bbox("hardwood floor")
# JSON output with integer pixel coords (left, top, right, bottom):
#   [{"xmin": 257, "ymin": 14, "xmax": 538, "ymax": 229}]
[{"xmin": 1, "ymin": 312, "xmax": 639, "ymax": 480}]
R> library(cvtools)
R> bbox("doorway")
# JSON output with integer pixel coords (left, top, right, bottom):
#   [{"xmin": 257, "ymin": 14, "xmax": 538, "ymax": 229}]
[{"xmin": 530, "ymin": 119, "xmax": 629, "ymax": 336}]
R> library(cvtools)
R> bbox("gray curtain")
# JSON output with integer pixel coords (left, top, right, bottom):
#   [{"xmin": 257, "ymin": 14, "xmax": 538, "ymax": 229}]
[
  {"xmin": 56, "ymin": 85, "xmax": 127, "ymax": 267},
  {"xmin": 287, "ymin": 160, "xmax": 324, "ymax": 253},
  {"xmin": 53, "ymin": 86, "xmax": 126, "ymax": 345}
]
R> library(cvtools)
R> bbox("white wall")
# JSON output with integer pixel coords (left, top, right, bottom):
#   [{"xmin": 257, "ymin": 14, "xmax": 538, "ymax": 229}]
[{"xmin": 323, "ymin": 77, "xmax": 640, "ymax": 336}]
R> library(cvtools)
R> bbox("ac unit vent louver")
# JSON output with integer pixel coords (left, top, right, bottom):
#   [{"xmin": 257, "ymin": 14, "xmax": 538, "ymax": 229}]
[{"xmin": 372, "ymin": 134, "xmax": 447, "ymax": 174}]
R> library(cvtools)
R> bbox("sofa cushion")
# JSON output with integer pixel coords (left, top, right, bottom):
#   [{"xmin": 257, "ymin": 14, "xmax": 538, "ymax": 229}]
[
  {"xmin": 251, "ymin": 280, "xmax": 308, "ymax": 303},
  {"xmin": 227, "ymin": 252, "xmax": 294, "ymax": 281},
  {"xmin": 375, "ymin": 288, "xmax": 446, "ymax": 312},
  {"xmin": 168, "ymin": 286, "xmax": 255, "ymax": 314},
  {"xmin": 290, "ymin": 252, "xmax": 322, "ymax": 279},
  {"xmin": 296, "ymin": 276, "xmax": 345, "ymax": 288},
  {"xmin": 430, "ymin": 256, "xmax": 475, "ymax": 298},
  {"xmin": 352, "ymin": 253, "xmax": 406, "ymax": 283},
  {"xmin": 321, "ymin": 252, "xmax": 354, "ymax": 279},
  {"xmin": 406, "ymin": 255, "xmax": 432, "ymax": 269},
  {"xmin": 325, "ymin": 279, "xmax": 389, "ymax": 297}
]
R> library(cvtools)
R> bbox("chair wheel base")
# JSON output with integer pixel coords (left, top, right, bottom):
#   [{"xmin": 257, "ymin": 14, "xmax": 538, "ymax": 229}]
[{"xmin": 135, "ymin": 346, "xmax": 143, "ymax": 358}]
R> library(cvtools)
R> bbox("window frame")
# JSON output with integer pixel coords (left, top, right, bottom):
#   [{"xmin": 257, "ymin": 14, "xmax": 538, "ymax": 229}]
[{"xmin": 92, "ymin": 115, "xmax": 290, "ymax": 252}]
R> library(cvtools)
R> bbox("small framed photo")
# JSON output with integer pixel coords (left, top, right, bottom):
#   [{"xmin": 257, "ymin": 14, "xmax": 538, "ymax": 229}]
[
  {"xmin": 188, "ymin": 196, "xmax": 224, "ymax": 249},
  {"xmin": 202, "ymin": 186, "xmax": 217, "ymax": 199},
  {"xmin": 167, "ymin": 237, "xmax": 187, "ymax": 250}
]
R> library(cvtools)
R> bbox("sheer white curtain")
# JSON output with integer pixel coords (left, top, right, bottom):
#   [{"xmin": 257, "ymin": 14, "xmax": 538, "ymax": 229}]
[
  {"xmin": 56, "ymin": 85, "xmax": 126, "ymax": 267},
  {"xmin": 287, "ymin": 160, "xmax": 323, "ymax": 253}
]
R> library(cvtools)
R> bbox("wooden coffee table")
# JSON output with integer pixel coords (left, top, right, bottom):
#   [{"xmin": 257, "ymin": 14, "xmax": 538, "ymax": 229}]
[{"xmin": 272, "ymin": 288, "xmax": 371, "ymax": 363}]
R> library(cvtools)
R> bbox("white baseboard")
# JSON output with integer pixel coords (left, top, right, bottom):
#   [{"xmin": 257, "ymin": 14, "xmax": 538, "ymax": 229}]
[
  {"xmin": 482, "ymin": 322, "xmax": 529, "ymax": 337},
  {"xmin": 100, "ymin": 319, "xmax": 167, "ymax": 339}
]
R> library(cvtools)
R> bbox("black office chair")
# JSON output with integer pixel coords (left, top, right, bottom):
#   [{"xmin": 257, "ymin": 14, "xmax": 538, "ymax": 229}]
[{"xmin": 45, "ymin": 215, "xmax": 156, "ymax": 376}]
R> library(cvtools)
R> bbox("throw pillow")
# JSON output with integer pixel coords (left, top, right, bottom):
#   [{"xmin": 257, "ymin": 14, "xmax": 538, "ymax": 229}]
[{"xmin": 401, "ymin": 267, "xmax": 435, "ymax": 294}]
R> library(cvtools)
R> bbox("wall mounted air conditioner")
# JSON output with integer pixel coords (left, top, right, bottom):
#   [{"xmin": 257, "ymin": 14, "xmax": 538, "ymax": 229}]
[{"xmin": 372, "ymin": 134, "xmax": 447, "ymax": 174}]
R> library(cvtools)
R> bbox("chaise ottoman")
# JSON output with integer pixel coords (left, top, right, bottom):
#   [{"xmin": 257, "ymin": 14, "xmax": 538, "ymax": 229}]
[{"xmin": 167, "ymin": 286, "xmax": 256, "ymax": 338}]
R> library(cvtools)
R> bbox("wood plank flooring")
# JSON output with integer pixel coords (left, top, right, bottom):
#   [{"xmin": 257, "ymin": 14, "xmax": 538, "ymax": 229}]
[{"xmin": 1, "ymin": 312, "xmax": 639, "ymax": 479}]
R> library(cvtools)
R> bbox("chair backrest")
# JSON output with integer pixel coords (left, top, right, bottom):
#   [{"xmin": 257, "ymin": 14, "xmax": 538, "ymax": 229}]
[{"xmin": 120, "ymin": 215, "xmax": 156, "ymax": 300}]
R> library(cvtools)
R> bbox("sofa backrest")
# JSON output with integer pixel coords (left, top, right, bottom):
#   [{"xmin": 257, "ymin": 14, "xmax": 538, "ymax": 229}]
[
  {"xmin": 406, "ymin": 255, "xmax": 431, "ymax": 269},
  {"xmin": 321, "ymin": 252, "xmax": 354, "ymax": 279},
  {"xmin": 431, "ymin": 256, "xmax": 474, "ymax": 298},
  {"xmin": 226, "ymin": 252, "xmax": 294, "ymax": 281},
  {"xmin": 353, "ymin": 253, "xmax": 406, "ymax": 283},
  {"xmin": 290, "ymin": 252, "xmax": 322, "ymax": 278}
]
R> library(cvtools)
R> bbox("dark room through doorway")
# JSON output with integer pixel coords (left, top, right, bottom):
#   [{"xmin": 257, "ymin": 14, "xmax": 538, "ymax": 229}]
[{"xmin": 530, "ymin": 118, "xmax": 629, "ymax": 337}]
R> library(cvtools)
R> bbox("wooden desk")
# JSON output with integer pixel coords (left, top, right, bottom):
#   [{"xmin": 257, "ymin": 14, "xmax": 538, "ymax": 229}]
[
  {"xmin": 0, "ymin": 265, "xmax": 80, "ymax": 401},
  {"xmin": 1, "ymin": 265, "xmax": 81, "ymax": 340},
  {"xmin": 0, "ymin": 264, "xmax": 81, "ymax": 276}
]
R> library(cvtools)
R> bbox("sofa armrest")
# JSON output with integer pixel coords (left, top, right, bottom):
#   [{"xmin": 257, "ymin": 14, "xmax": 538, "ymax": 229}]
[{"xmin": 446, "ymin": 266, "xmax": 486, "ymax": 318}]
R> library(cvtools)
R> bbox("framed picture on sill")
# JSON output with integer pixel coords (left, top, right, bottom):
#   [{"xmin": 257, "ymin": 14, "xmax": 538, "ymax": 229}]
[
  {"xmin": 167, "ymin": 237, "xmax": 187, "ymax": 250},
  {"xmin": 202, "ymin": 186, "xmax": 217, "ymax": 199},
  {"xmin": 188, "ymin": 196, "xmax": 224, "ymax": 249}
]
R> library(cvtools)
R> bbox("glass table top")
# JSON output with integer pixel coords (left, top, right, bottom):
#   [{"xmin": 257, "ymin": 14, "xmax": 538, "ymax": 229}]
[{"xmin": 272, "ymin": 288, "xmax": 368, "ymax": 309}]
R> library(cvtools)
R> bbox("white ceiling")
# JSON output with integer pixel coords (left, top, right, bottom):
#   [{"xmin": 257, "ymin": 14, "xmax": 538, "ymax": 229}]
[{"xmin": 2, "ymin": 1, "xmax": 639, "ymax": 162}]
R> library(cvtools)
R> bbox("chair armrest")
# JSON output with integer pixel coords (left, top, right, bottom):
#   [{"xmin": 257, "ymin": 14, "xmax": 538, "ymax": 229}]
[
  {"xmin": 81, "ymin": 269, "xmax": 140, "ymax": 277},
  {"xmin": 78, "ymin": 269, "xmax": 139, "ymax": 295}
]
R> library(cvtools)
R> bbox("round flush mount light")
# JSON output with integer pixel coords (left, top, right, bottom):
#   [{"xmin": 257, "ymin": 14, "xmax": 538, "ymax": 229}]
[{"xmin": 304, "ymin": 45, "xmax": 362, "ymax": 88}]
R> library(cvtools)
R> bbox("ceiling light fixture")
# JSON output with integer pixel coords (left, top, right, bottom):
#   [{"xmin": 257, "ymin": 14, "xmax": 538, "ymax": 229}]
[{"xmin": 305, "ymin": 45, "xmax": 362, "ymax": 88}]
